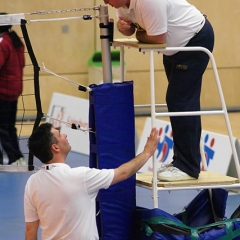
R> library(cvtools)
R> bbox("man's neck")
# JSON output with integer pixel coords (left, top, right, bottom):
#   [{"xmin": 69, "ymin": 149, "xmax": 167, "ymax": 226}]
[{"xmin": 46, "ymin": 157, "xmax": 66, "ymax": 164}]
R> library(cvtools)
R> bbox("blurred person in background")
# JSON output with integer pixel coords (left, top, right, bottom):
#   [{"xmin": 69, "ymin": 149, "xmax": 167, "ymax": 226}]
[{"xmin": 0, "ymin": 12, "xmax": 26, "ymax": 165}]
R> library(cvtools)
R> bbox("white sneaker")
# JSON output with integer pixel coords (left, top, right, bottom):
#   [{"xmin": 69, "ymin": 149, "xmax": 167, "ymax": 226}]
[
  {"xmin": 157, "ymin": 163, "xmax": 173, "ymax": 174},
  {"xmin": 11, "ymin": 157, "xmax": 26, "ymax": 166},
  {"xmin": 157, "ymin": 166, "xmax": 195, "ymax": 181}
]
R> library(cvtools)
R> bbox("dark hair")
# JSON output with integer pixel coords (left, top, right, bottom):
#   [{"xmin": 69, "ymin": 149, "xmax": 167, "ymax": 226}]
[
  {"xmin": 28, "ymin": 123, "xmax": 58, "ymax": 163},
  {"xmin": 0, "ymin": 12, "xmax": 23, "ymax": 48}
]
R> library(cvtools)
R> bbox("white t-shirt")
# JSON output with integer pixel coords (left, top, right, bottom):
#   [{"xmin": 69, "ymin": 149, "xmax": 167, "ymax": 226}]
[
  {"xmin": 117, "ymin": 0, "xmax": 205, "ymax": 55},
  {"xmin": 24, "ymin": 163, "xmax": 114, "ymax": 240}
]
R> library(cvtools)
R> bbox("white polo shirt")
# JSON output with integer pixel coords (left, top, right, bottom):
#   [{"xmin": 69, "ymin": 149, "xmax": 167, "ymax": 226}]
[
  {"xmin": 117, "ymin": 0, "xmax": 205, "ymax": 55},
  {"xmin": 24, "ymin": 163, "xmax": 114, "ymax": 240}
]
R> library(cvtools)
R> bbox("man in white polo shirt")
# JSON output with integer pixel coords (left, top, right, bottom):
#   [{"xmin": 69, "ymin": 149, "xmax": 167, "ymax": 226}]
[
  {"xmin": 104, "ymin": 0, "xmax": 214, "ymax": 181},
  {"xmin": 24, "ymin": 122, "xmax": 159, "ymax": 239}
]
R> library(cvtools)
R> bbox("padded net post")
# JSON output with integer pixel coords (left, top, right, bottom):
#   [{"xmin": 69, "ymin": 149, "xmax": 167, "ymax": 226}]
[{"xmin": 89, "ymin": 81, "xmax": 136, "ymax": 239}]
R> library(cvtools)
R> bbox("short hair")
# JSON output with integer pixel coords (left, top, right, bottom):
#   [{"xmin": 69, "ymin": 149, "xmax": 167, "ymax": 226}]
[{"xmin": 28, "ymin": 123, "xmax": 58, "ymax": 163}]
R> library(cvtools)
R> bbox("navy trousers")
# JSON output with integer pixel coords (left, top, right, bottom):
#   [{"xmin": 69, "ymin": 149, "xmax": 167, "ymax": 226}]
[
  {"xmin": 163, "ymin": 18, "xmax": 214, "ymax": 178},
  {"xmin": 0, "ymin": 99, "xmax": 23, "ymax": 164}
]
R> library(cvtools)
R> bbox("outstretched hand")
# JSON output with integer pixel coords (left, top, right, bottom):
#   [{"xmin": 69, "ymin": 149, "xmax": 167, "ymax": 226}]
[
  {"xmin": 143, "ymin": 128, "xmax": 159, "ymax": 158},
  {"xmin": 111, "ymin": 127, "xmax": 160, "ymax": 185}
]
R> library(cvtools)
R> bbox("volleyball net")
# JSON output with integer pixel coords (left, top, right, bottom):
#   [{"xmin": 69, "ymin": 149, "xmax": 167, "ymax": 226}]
[{"xmin": 0, "ymin": 5, "xmax": 113, "ymax": 172}]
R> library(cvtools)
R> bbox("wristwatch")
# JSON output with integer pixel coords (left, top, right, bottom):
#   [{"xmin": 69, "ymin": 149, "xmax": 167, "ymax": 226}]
[{"xmin": 131, "ymin": 22, "xmax": 145, "ymax": 31}]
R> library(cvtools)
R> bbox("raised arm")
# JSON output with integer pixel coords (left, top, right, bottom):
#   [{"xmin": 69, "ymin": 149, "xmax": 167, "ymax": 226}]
[
  {"xmin": 25, "ymin": 220, "xmax": 39, "ymax": 240},
  {"xmin": 111, "ymin": 128, "xmax": 159, "ymax": 185}
]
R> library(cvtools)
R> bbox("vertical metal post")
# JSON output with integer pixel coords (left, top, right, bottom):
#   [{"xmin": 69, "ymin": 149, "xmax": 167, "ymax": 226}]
[
  {"xmin": 149, "ymin": 50, "xmax": 158, "ymax": 208},
  {"xmin": 120, "ymin": 46, "xmax": 125, "ymax": 82},
  {"xmin": 99, "ymin": 5, "xmax": 112, "ymax": 83},
  {"xmin": 207, "ymin": 49, "xmax": 240, "ymax": 181}
]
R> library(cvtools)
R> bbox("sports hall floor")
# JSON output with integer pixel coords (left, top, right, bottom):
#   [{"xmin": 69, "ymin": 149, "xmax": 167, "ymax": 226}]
[{"xmin": 1, "ymin": 113, "xmax": 240, "ymax": 239}]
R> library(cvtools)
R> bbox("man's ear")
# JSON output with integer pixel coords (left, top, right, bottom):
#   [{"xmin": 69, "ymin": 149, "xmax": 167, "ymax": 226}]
[{"xmin": 51, "ymin": 144, "xmax": 59, "ymax": 153}]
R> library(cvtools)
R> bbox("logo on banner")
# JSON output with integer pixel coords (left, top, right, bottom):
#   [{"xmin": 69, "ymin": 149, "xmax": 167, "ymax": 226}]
[
  {"xmin": 149, "ymin": 125, "xmax": 216, "ymax": 171},
  {"xmin": 202, "ymin": 134, "xmax": 215, "ymax": 169},
  {"xmin": 148, "ymin": 125, "xmax": 174, "ymax": 171},
  {"xmin": 156, "ymin": 125, "xmax": 174, "ymax": 162},
  {"xmin": 138, "ymin": 118, "xmax": 233, "ymax": 174}
]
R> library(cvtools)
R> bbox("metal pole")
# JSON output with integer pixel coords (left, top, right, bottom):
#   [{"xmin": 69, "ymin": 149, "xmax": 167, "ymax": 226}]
[
  {"xmin": 99, "ymin": 5, "xmax": 112, "ymax": 83},
  {"xmin": 149, "ymin": 50, "xmax": 158, "ymax": 208},
  {"xmin": 120, "ymin": 46, "xmax": 125, "ymax": 82}
]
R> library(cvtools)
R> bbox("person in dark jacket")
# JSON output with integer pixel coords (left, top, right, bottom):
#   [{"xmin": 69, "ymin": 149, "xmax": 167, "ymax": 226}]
[{"xmin": 0, "ymin": 12, "xmax": 25, "ymax": 165}]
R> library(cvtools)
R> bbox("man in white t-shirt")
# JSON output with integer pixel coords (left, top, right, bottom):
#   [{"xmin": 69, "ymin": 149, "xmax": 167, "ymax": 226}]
[
  {"xmin": 24, "ymin": 122, "xmax": 159, "ymax": 239},
  {"xmin": 104, "ymin": 0, "xmax": 214, "ymax": 181}
]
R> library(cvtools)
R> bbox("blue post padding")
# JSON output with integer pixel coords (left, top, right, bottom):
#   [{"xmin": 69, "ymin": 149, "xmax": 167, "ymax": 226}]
[
  {"xmin": 97, "ymin": 189, "xmax": 136, "ymax": 239},
  {"xmin": 88, "ymin": 81, "xmax": 136, "ymax": 240}
]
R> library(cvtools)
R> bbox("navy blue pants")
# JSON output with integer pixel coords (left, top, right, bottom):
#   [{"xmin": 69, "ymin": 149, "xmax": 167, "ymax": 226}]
[
  {"xmin": 163, "ymin": 18, "xmax": 214, "ymax": 178},
  {"xmin": 0, "ymin": 99, "xmax": 23, "ymax": 164}
]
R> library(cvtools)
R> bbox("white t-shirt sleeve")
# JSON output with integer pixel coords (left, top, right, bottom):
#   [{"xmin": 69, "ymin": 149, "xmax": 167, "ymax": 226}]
[
  {"xmin": 139, "ymin": 0, "xmax": 167, "ymax": 36},
  {"xmin": 84, "ymin": 168, "xmax": 114, "ymax": 198},
  {"xmin": 117, "ymin": 0, "xmax": 167, "ymax": 36}
]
